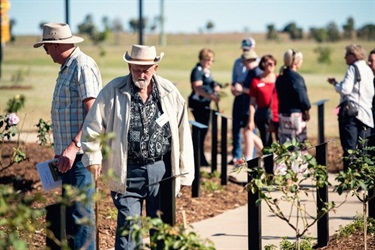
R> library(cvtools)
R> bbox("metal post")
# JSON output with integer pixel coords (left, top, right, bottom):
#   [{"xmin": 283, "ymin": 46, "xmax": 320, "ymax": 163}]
[
  {"xmin": 220, "ymin": 115, "xmax": 228, "ymax": 185},
  {"xmin": 313, "ymin": 99, "xmax": 329, "ymax": 144},
  {"xmin": 211, "ymin": 109, "xmax": 218, "ymax": 173},
  {"xmin": 65, "ymin": 0, "xmax": 70, "ymax": 25},
  {"xmin": 138, "ymin": 0, "xmax": 143, "ymax": 45},
  {"xmin": 368, "ymin": 134, "xmax": 375, "ymax": 219},
  {"xmin": 316, "ymin": 142, "xmax": 329, "ymax": 247},
  {"xmin": 46, "ymin": 203, "xmax": 66, "ymax": 249},
  {"xmin": 263, "ymin": 154, "xmax": 273, "ymax": 175},
  {"xmin": 247, "ymin": 157, "xmax": 261, "ymax": 250},
  {"xmin": 159, "ymin": 0, "xmax": 166, "ymax": 46},
  {"xmin": 190, "ymin": 121, "xmax": 208, "ymax": 198}
]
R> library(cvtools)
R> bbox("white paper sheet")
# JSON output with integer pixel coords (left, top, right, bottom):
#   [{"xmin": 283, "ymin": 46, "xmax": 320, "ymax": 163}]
[{"xmin": 36, "ymin": 159, "xmax": 62, "ymax": 191}]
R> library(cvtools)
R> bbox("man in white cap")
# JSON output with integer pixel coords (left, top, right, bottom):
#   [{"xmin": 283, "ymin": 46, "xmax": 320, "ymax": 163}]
[
  {"xmin": 34, "ymin": 22, "xmax": 102, "ymax": 249},
  {"xmin": 81, "ymin": 45, "xmax": 195, "ymax": 249},
  {"xmin": 230, "ymin": 37, "xmax": 262, "ymax": 164}
]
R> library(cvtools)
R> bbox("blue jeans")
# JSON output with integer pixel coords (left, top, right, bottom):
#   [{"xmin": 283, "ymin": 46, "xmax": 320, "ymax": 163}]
[
  {"xmin": 338, "ymin": 113, "xmax": 370, "ymax": 170},
  {"xmin": 232, "ymin": 94, "xmax": 250, "ymax": 159},
  {"xmin": 62, "ymin": 155, "xmax": 95, "ymax": 250},
  {"xmin": 111, "ymin": 160, "xmax": 167, "ymax": 250}
]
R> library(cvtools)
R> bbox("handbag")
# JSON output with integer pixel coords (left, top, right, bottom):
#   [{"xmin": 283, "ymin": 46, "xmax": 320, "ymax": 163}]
[
  {"xmin": 339, "ymin": 64, "xmax": 361, "ymax": 117},
  {"xmin": 340, "ymin": 99, "xmax": 358, "ymax": 117}
]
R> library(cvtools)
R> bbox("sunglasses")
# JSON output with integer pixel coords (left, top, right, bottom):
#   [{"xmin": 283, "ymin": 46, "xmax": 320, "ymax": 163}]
[{"xmin": 266, "ymin": 62, "xmax": 275, "ymax": 66}]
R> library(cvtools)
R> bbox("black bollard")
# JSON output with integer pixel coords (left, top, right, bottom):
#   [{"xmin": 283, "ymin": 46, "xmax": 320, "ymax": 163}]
[
  {"xmin": 46, "ymin": 203, "xmax": 66, "ymax": 249},
  {"xmin": 263, "ymin": 154, "xmax": 274, "ymax": 175},
  {"xmin": 190, "ymin": 121, "xmax": 208, "ymax": 198},
  {"xmin": 316, "ymin": 142, "xmax": 329, "ymax": 247},
  {"xmin": 247, "ymin": 157, "xmax": 261, "ymax": 250},
  {"xmin": 313, "ymin": 99, "xmax": 329, "ymax": 144},
  {"xmin": 368, "ymin": 134, "xmax": 375, "ymax": 219},
  {"xmin": 220, "ymin": 114, "xmax": 228, "ymax": 185},
  {"xmin": 211, "ymin": 109, "xmax": 218, "ymax": 173}
]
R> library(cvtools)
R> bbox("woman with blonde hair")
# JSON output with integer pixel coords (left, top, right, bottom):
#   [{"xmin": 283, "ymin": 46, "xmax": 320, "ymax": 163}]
[
  {"xmin": 328, "ymin": 44, "xmax": 374, "ymax": 170},
  {"xmin": 275, "ymin": 49, "xmax": 311, "ymax": 144}
]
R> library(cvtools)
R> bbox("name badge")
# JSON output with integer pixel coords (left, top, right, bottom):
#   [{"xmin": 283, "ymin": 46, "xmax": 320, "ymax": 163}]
[{"xmin": 156, "ymin": 113, "xmax": 169, "ymax": 127}]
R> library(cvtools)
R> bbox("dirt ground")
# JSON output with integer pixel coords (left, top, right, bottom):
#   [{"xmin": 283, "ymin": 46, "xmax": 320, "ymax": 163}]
[{"xmin": 1, "ymin": 138, "xmax": 374, "ymax": 249}]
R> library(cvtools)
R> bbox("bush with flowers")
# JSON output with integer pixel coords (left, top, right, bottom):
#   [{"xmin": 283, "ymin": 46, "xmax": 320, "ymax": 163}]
[{"xmin": 0, "ymin": 95, "xmax": 27, "ymax": 171}]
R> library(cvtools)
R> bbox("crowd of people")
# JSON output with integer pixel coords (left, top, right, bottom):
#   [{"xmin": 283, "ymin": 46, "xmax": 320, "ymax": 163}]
[{"xmin": 33, "ymin": 22, "xmax": 374, "ymax": 250}]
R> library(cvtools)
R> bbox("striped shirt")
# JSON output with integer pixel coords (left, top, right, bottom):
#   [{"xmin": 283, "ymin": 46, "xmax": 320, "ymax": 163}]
[{"xmin": 51, "ymin": 47, "xmax": 102, "ymax": 155}]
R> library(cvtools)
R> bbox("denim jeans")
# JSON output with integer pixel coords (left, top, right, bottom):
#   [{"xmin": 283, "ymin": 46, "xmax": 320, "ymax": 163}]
[
  {"xmin": 111, "ymin": 160, "xmax": 167, "ymax": 250},
  {"xmin": 338, "ymin": 113, "xmax": 370, "ymax": 170},
  {"xmin": 232, "ymin": 94, "xmax": 252, "ymax": 159},
  {"xmin": 62, "ymin": 155, "xmax": 95, "ymax": 250}
]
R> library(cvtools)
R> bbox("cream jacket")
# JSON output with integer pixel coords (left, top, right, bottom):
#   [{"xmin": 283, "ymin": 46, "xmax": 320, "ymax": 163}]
[{"xmin": 81, "ymin": 74, "xmax": 195, "ymax": 195}]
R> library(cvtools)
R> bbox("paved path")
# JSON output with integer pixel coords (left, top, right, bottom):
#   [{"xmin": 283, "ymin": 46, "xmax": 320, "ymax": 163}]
[{"xmin": 191, "ymin": 167, "xmax": 363, "ymax": 249}]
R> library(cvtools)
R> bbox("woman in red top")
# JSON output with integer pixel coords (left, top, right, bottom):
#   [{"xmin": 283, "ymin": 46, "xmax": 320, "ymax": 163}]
[{"xmin": 247, "ymin": 54, "xmax": 279, "ymax": 147}]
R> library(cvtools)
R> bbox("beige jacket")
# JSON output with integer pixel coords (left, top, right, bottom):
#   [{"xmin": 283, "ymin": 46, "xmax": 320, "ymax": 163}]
[{"xmin": 81, "ymin": 74, "xmax": 195, "ymax": 194}]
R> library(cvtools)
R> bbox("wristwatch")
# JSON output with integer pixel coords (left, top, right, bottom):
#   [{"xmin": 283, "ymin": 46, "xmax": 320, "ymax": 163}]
[{"xmin": 72, "ymin": 139, "xmax": 82, "ymax": 148}]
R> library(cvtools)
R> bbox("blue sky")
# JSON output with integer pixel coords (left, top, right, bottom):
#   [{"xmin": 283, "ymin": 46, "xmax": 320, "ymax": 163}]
[{"xmin": 7, "ymin": 0, "xmax": 375, "ymax": 35}]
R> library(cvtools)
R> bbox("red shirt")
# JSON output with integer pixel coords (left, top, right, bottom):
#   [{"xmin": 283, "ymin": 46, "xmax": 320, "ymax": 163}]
[{"xmin": 249, "ymin": 77, "xmax": 279, "ymax": 122}]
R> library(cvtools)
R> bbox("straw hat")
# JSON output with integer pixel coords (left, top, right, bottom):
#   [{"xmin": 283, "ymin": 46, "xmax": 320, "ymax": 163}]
[
  {"xmin": 33, "ymin": 22, "xmax": 84, "ymax": 48},
  {"xmin": 241, "ymin": 50, "xmax": 258, "ymax": 60},
  {"xmin": 123, "ymin": 45, "xmax": 164, "ymax": 65}
]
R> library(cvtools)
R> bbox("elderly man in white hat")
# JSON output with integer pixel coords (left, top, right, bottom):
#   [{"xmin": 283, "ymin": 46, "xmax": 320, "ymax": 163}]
[
  {"xmin": 81, "ymin": 45, "xmax": 195, "ymax": 249},
  {"xmin": 34, "ymin": 22, "xmax": 102, "ymax": 249}
]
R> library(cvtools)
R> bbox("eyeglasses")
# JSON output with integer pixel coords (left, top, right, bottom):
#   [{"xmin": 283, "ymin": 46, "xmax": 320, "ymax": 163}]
[{"xmin": 266, "ymin": 62, "xmax": 275, "ymax": 67}]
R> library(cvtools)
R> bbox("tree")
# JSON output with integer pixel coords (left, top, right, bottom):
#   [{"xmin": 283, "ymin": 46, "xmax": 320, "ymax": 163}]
[
  {"xmin": 343, "ymin": 17, "xmax": 355, "ymax": 40},
  {"xmin": 111, "ymin": 17, "xmax": 124, "ymax": 33},
  {"xmin": 326, "ymin": 21, "xmax": 341, "ymax": 42},
  {"xmin": 128, "ymin": 18, "xmax": 138, "ymax": 33},
  {"xmin": 206, "ymin": 21, "xmax": 214, "ymax": 33},
  {"xmin": 357, "ymin": 24, "xmax": 375, "ymax": 41},
  {"xmin": 77, "ymin": 14, "xmax": 109, "ymax": 45},
  {"xmin": 309, "ymin": 27, "xmax": 328, "ymax": 43},
  {"xmin": 314, "ymin": 46, "xmax": 333, "ymax": 65},
  {"xmin": 9, "ymin": 19, "xmax": 16, "ymax": 42},
  {"xmin": 266, "ymin": 24, "xmax": 278, "ymax": 40},
  {"xmin": 282, "ymin": 22, "xmax": 303, "ymax": 40},
  {"xmin": 128, "ymin": 18, "xmax": 148, "ymax": 34}
]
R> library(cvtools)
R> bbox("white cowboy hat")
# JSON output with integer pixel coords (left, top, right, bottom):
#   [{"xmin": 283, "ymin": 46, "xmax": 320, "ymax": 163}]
[
  {"xmin": 33, "ymin": 22, "xmax": 84, "ymax": 48},
  {"xmin": 123, "ymin": 45, "xmax": 164, "ymax": 65}
]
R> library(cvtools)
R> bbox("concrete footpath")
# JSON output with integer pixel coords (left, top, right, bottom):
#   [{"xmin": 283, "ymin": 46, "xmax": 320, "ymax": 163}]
[{"xmin": 191, "ymin": 166, "xmax": 362, "ymax": 250}]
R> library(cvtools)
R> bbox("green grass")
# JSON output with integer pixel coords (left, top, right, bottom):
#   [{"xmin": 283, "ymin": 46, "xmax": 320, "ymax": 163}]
[{"xmin": 1, "ymin": 33, "xmax": 374, "ymax": 138}]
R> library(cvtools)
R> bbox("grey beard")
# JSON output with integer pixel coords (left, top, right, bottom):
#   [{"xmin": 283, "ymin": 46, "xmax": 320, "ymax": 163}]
[{"xmin": 132, "ymin": 77, "xmax": 148, "ymax": 89}]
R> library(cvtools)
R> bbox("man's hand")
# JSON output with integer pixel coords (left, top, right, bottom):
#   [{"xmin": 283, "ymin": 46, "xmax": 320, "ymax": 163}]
[
  {"xmin": 87, "ymin": 164, "xmax": 102, "ymax": 181},
  {"xmin": 58, "ymin": 144, "xmax": 79, "ymax": 173}
]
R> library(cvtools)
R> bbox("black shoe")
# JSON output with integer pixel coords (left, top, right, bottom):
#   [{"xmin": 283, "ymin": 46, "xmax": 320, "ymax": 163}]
[{"xmin": 228, "ymin": 159, "xmax": 235, "ymax": 165}]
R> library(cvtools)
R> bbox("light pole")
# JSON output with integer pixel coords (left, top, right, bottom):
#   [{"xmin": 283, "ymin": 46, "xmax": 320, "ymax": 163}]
[
  {"xmin": 65, "ymin": 0, "xmax": 70, "ymax": 25},
  {"xmin": 139, "ymin": 0, "xmax": 143, "ymax": 45}
]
